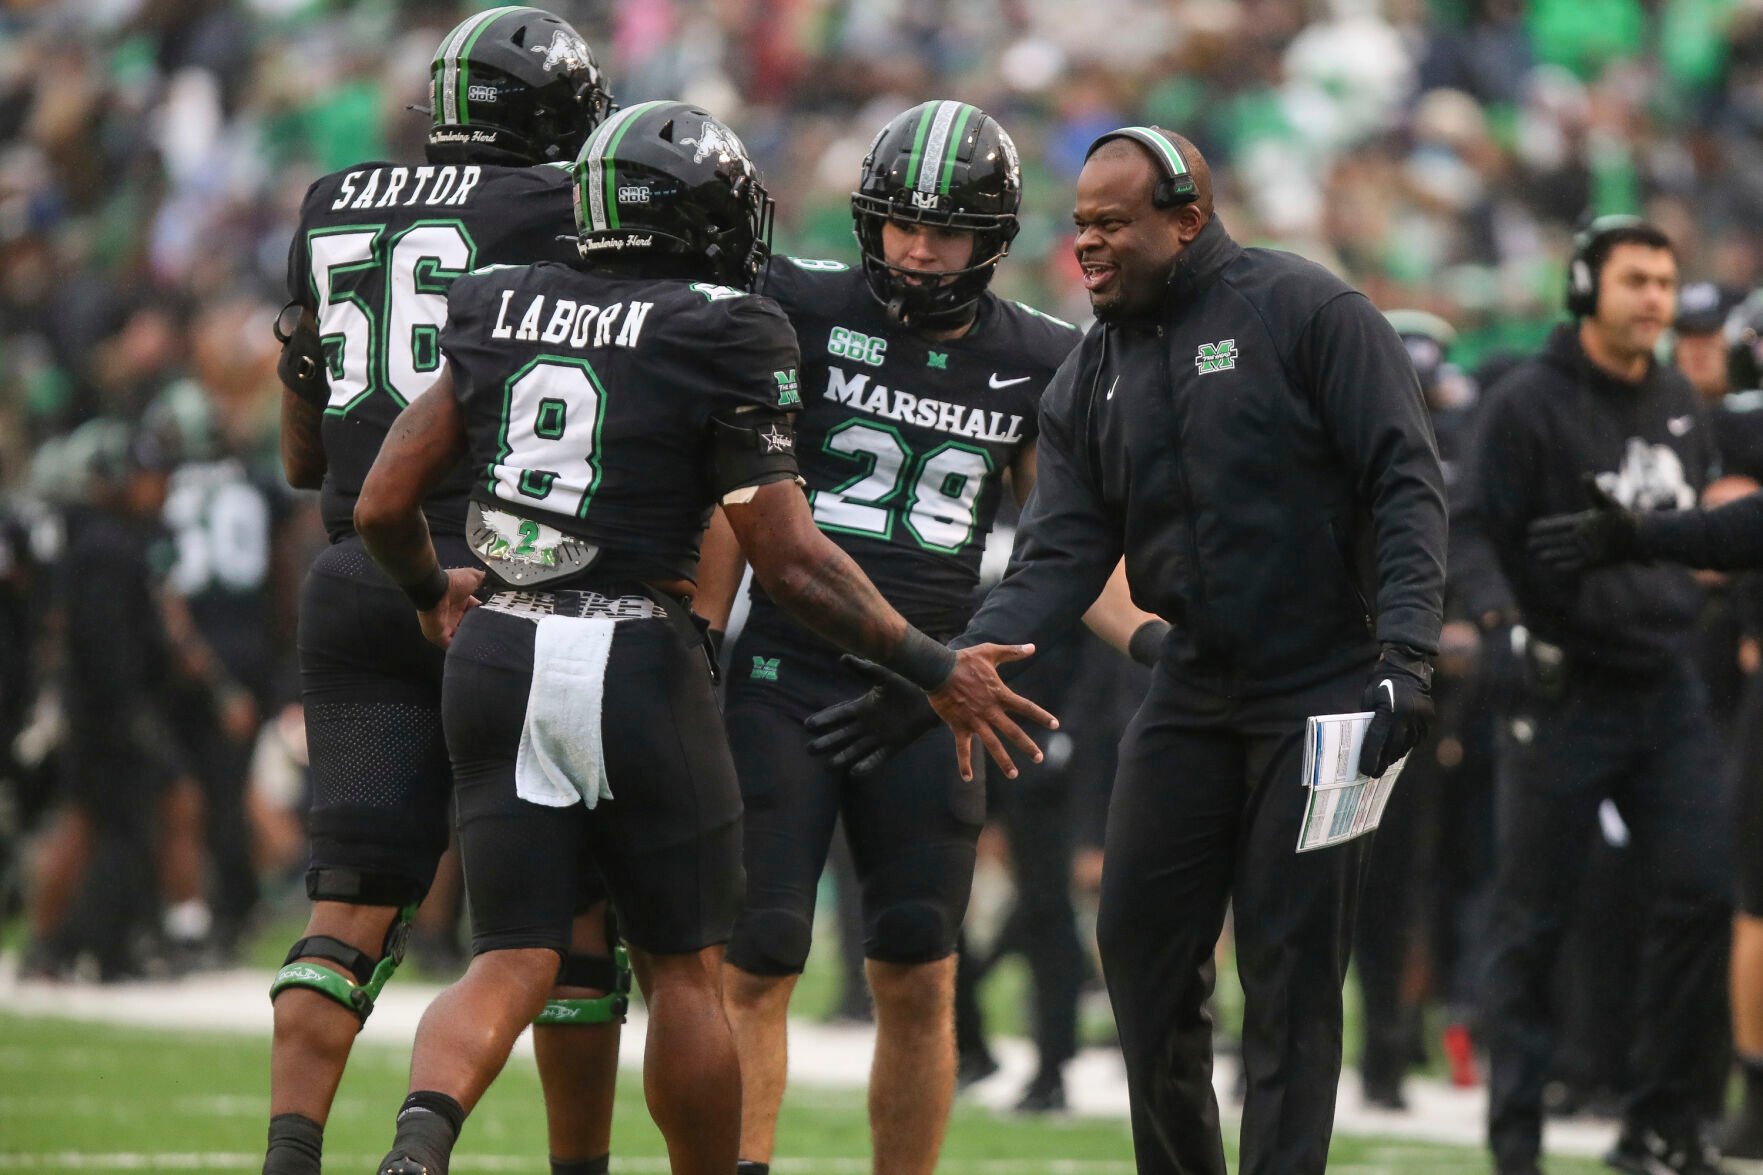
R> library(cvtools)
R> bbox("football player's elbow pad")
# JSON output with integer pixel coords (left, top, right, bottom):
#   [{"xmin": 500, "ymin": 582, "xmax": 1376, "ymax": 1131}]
[
  {"xmin": 274, "ymin": 301, "xmax": 330, "ymax": 409},
  {"xmin": 709, "ymin": 405, "xmax": 803, "ymax": 505}
]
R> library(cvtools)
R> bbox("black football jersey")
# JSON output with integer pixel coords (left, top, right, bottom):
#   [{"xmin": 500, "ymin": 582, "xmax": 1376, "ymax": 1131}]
[
  {"xmin": 286, "ymin": 160, "xmax": 579, "ymax": 540},
  {"xmin": 441, "ymin": 262, "xmax": 801, "ymax": 590},
  {"xmin": 746, "ymin": 258, "xmax": 1080, "ymax": 634}
]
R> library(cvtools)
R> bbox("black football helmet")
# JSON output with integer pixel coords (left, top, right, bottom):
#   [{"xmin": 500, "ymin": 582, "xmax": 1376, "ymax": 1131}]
[
  {"xmin": 427, "ymin": 6, "xmax": 614, "ymax": 167},
  {"xmin": 1727, "ymin": 289, "xmax": 1763, "ymax": 391},
  {"xmin": 572, "ymin": 101, "xmax": 774, "ymax": 291},
  {"xmin": 851, "ymin": 100, "xmax": 1022, "ymax": 329}
]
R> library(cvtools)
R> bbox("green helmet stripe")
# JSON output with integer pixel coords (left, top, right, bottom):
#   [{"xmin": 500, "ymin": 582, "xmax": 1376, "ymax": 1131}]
[
  {"xmin": 1116, "ymin": 126, "xmax": 1189, "ymax": 177},
  {"xmin": 577, "ymin": 100, "xmax": 667, "ymax": 232},
  {"xmin": 914, "ymin": 101, "xmax": 962, "ymax": 195},
  {"xmin": 436, "ymin": 7, "xmax": 505, "ymax": 126},
  {"xmin": 937, "ymin": 104, "xmax": 976, "ymax": 194},
  {"xmin": 905, "ymin": 104, "xmax": 937, "ymax": 191}
]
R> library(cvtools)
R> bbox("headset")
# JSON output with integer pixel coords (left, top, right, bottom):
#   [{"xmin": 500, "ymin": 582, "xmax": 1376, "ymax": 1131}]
[
  {"xmin": 1566, "ymin": 213, "xmax": 1648, "ymax": 319},
  {"xmin": 1086, "ymin": 125, "xmax": 1198, "ymax": 209}
]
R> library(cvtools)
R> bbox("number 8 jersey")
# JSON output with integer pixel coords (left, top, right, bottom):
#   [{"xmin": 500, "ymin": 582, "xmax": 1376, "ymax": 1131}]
[
  {"xmin": 287, "ymin": 160, "xmax": 582, "ymax": 540},
  {"xmin": 441, "ymin": 261, "xmax": 802, "ymax": 591}
]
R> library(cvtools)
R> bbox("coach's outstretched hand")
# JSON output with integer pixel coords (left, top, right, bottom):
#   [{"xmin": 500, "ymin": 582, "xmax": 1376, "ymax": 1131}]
[
  {"xmin": 1527, "ymin": 476, "xmax": 1639, "ymax": 571},
  {"xmin": 931, "ymin": 643, "xmax": 1057, "ymax": 782},
  {"xmin": 806, "ymin": 645, "xmax": 1059, "ymax": 782}
]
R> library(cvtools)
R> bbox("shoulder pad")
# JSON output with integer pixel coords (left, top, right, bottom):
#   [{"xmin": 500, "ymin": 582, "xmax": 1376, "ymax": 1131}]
[
  {"xmin": 782, "ymin": 257, "xmax": 850, "ymax": 272},
  {"xmin": 690, "ymin": 282, "xmax": 748, "ymax": 302},
  {"xmin": 1010, "ymin": 300, "xmax": 1077, "ymax": 331}
]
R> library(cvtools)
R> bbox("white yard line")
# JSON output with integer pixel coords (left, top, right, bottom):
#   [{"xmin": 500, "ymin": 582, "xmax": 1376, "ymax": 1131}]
[{"xmin": 0, "ymin": 959, "xmax": 1617, "ymax": 1160}]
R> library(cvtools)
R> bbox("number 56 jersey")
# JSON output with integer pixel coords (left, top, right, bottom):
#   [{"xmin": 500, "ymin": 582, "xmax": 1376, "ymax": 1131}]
[
  {"xmin": 750, "ymin": 258, "xmax": 1082, "ymax": 635},
  {"xmin": 287, "ymin": 160, "xmax": 581, "ymax": 540},
  {"xmin": 441, "ymin": 262, "xmax": 802, "ymax": 590}
]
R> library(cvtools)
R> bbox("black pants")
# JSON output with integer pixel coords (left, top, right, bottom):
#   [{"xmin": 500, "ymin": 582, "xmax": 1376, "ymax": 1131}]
[
  {"xmin": 1097, "ymin": 665, "xmax": 1368, "ymax": 1175},
  {"xmin": 1484, "ymin": 661, "xmax": 1731, "ymax": 1167}
]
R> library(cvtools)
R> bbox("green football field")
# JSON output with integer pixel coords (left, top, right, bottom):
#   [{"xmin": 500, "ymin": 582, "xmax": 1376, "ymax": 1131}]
[{"xmin": 0, "ymin": 1012, "xmax": 1608, "ymax": 1174}]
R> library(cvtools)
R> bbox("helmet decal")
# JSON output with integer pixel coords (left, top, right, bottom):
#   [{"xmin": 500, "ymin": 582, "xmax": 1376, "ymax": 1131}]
[
  {"xmin": 436, "ymin": 6, "xmax": 511, "ymax": 127},
  {"xmin": 428, "ymin": 7, "xmax": 613, "ymax": 167},
  {"xmin": 907, "ymin": 101, "xmax": 977, "ymax": 197},
  {"xmin": 578, "ymin": 100, "xmax": 669, "ymax": 233}
]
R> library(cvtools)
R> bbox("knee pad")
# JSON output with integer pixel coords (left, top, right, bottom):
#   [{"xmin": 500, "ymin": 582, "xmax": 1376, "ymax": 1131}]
[
  {"xmin": 730, "ymin": 908, "xmax": 814, "ymax": 975},
  {"xmin": 268, "ymin": 904, "xmax": 417, "ymax": 1024},
  {"xmin": 870, "ymin": 900, "xmax": 951, "ymax": 965},
  {"xmin": 534, "ymin": 946, "xmax": 633, "ymax": 1027}
]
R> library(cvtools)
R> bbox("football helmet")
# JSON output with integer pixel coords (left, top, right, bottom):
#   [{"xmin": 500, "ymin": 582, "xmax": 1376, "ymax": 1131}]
[
  {"xmin": 427, "ymin": 6, "xmax": 613, "ymax": 166},
  {"xmin": 851, "ymin": 101, "xmax": 1022, "ymax": 329},
  {"xmin": 572, "ymin": 100, "xmax": 774, "ymax": 291},
  {"xmin": 1727, "ymin": 289, "xmax": 1763, "ymax": 391}
]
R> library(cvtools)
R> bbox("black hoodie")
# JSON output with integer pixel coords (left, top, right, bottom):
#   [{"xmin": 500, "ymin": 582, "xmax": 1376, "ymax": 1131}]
[
  {"xmin": 959, "ymin": 218, "xmax": 1447, "ymax": 697},
  {"xmin": 1459, "ymin": 322, "xmax": 1713, "ymax": 677}
]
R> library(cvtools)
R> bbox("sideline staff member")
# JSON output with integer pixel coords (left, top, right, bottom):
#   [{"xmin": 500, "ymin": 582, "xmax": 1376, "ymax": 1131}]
[
  {"xmin": 812, "ymin": 126, "xmax": 1446, "ymax": 1175},
  {"xmin": 1462, "ymin": 217, "xmax": 1728, "ymax": 1175}
]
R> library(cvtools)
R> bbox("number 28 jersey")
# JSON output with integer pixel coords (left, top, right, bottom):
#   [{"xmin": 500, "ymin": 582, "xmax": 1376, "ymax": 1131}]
[
  {"xmin": 441, "ymin": 263, "xmax": 801, "ymax": 590},
  {"xmin": 286, "ymin": 160, "xmax": 580, "ymax": 540},
  {"xmin": 749, "ymin": 258, "xmax": 1081, "ymax": 635}
]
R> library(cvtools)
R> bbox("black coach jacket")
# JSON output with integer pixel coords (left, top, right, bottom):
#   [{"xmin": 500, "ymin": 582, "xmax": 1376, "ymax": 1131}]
[
  {"xmin": 1457, "ymin": 323, "xmax": 1713, "ymax": 677},
  {"xmin": 962, "ymin": 218, "xmax": 1446, "ymax": 697}
]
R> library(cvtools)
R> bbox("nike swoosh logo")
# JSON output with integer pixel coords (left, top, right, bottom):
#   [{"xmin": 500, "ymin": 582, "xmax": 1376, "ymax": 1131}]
[
  {"xmin": 989, "ymin": 374, "xmax": 1031, "ymax": 389},
  {"xmin": 1667, "ymin": 415, "xmax": 1694, "ymax": 436},
  {"xmin": 1380, "ymin": 679, "xmax": 1396, "ymax": 709},
  {"xmin": 1106, "ymin": 376, "xmax": 1119, "ymax": 401}
]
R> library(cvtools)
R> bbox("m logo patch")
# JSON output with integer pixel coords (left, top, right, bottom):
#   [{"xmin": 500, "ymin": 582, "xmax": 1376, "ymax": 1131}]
[
  {"xmin": 774, "ymin": 369, "xmax": 801, "ymax": 408},
  {"xmin": 750, "ymin": 656, "xmax": 781, "ymax": 681},
  {"xmin": 927, "ymin": 351, "xmax": 949, "ymax": 370},
  {"xmin": 1195, "ymin": 339, "xmax": 1238, "ymax": 375}
]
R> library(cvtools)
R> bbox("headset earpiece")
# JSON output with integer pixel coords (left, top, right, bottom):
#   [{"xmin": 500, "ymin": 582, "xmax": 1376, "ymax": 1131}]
[
  {"xmin": 1089, "ymin": 125, "xmax": 1198, "ymax": 210},
  {"xmin": 1565, "ymin": 213, "xmax": 1646, "ymax": 319}
]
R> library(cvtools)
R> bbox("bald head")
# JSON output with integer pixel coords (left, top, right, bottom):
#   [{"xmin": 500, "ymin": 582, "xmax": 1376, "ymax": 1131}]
[
  {"xmin": 1089, "ymin": 132, "xmax": 1214, "ymax": 219},
  {"xmin": 1073, "ymin": 131, "xmax": 1213, "ymax": 322}
]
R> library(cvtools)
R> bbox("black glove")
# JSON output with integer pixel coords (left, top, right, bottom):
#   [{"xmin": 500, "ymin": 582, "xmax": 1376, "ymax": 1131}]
[
  {"xmin": 803, "ymin": 655, "xmax": 939, "ymax": 778},
  {"xmin": 1358, "ymin": 644, "xmax": 1434, "ymax": 777},
  {"xmin": 1526, "ymin": 475, "xmax": 1638, "ymax": 572}
]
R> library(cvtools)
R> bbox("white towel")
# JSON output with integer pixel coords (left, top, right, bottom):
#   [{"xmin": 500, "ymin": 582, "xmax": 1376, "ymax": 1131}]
[{"xmin": 515, "ymin": 615, "xmax": 616, "ymax": 809}]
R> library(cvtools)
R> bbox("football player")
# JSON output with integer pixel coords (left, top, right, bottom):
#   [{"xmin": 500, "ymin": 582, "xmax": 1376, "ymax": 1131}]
[
  {"xmin": 353, "ymin": 99, "xmax": 1051, "ymax": 1175},
  {"xmin": 266, "ymin": 10, "xmax": 621, "ymax": 1175},
  {"xmin": 690, "ymin": 101, "xmax": 1082, "ymax": 1175}
]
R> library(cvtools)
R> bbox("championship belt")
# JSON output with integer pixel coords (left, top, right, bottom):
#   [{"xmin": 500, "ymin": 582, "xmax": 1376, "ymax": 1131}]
[{"xmin": 467, "ymin": 499, "xmax": 601, "ymax": 587}]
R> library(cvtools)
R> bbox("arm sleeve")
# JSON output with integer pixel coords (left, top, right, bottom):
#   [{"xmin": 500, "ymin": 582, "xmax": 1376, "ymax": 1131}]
[
  {"xmin": 1635, "ymin": 490, "xmax": 1763, "ymax": 569},
  {"xmin": 1296, "ymin": 292, "xmax": 1447, "ymax": 653},
  {"xmin": 956, "ymin": 351, "xmax": 1122, "ymax": 649}
]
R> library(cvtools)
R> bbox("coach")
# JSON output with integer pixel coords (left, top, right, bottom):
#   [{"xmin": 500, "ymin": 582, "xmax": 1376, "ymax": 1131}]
[{"xmin": 820, "ymin": 126, "xmax": 1447, "ymax": 1174}]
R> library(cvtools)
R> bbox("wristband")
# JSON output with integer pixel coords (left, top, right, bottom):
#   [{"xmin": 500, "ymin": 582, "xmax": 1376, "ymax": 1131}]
[
  {"xmin": 403, "ymin": 566, "xmax": 450, "ymax": 611},
  {"xmin": 880, "ymin": 625, "xmax": 958, "ymax": 691},
  {"xmin": 1127, "ymin": 618, "xmax": 1170, "ymax": 667}
]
